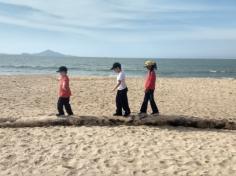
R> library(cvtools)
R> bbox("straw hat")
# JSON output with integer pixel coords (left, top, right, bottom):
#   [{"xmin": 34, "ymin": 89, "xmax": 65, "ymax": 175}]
[{"xmin": 144, "ymin": 60, "xmax": 156, "ymax": 67}]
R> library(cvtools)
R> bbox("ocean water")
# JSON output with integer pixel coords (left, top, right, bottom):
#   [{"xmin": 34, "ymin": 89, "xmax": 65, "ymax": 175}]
[{"xmin": 0, "ymin": 55, "xmax": 236, "ymax": 78}]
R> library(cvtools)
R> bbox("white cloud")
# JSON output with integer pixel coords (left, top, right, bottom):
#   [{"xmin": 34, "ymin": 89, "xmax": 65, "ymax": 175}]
[{"xmin": 0, "ymin": 0, "xmax": 235, "ymax": 44}]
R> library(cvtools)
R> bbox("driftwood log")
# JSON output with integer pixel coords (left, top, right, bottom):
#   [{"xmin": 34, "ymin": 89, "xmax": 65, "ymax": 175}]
[{"xmin": 0, "ymin": 115, "xmax": 235, "ymax": 130}]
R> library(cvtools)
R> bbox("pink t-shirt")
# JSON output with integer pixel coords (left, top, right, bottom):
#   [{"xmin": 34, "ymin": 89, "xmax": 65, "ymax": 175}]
[{"xmin": 59, "ymin": 75, "xmax": 71, "ymax": 97}]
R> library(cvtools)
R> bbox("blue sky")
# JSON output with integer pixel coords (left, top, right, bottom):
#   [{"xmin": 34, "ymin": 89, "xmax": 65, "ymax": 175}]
[{"xmin": 0, "ymin": 0, "xmax": 235, "ymax": 58}]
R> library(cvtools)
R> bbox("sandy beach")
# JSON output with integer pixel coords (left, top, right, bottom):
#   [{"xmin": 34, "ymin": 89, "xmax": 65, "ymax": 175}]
[{"xmin": 0, "ymin": 75, "xmax": 236, "ymax": 176}]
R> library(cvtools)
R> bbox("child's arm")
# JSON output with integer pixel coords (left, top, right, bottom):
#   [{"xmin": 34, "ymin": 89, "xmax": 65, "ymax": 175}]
[
  {"xmin": 112, "ymin": 80, "xmax": 121, "ymax": 91},
  {"xmin": 62, "ymin": 80, "xmax": 69, "ymax": 91}
]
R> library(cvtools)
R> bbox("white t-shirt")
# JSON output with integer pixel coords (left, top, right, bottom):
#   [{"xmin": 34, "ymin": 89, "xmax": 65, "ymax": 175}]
[{"xmin": 117, "ymin": 71, "xmax": 127, "ymax": 90}]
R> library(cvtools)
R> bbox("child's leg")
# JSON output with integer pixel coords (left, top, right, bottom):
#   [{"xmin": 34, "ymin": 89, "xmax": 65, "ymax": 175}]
[
  {"xmin": 64, "ymin": 97, "xmax": 74, "ymax": 115},
  {"xmin": 115, "ymin": 90, "xmax": 123, "ymax": 115},
  {"xmin": 121, "ymin": 88, "xmax": 130, "ymax": 114},
  {"xmin": 140, "ymin": 91, "xmax": 150, "ymax": 113},
  {"xmin": 57, "ymin": 97, "xmax": 65, "ymax": 115},
  {"xmin": 149, "ymin": 90, "xmax": 159, "ymax": 113}
]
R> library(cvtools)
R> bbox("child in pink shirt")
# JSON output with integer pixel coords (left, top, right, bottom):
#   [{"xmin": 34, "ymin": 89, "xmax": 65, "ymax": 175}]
[{"xmin": 140, "ymin": 61, "xmax": 159, "ymax": 115}]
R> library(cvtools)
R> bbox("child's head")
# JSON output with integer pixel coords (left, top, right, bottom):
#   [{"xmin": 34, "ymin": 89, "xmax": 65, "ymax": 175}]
[
  {"xmin": 144, "ymin": 60, "xmax": 157, "ymax": 71},
  {"xmin": 111, "ymin": 62, "xmax": 122, "ymax": 73},
  {"xmin": 57, "ymin": 66, "xmax": 68, "ymax": 76}
]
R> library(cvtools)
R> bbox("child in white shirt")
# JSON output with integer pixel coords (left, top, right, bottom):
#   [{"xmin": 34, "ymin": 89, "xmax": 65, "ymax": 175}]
[{"xmin": 111, "ymin": 62, "xmax": 131, "ymax": 117}]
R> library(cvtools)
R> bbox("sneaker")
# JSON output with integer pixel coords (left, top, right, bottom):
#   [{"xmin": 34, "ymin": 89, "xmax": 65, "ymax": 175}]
[
  {"xmin": 151, "ymin": 112, "xmax": 159, "ymax": 116},
  {"xmin": 123, "ymin": 112, "xmax": 131, "ymax": 117},
  {"xmin": 113, "ymin": 113, "xmax": 122, "ymax": 116},
  {"xmin": 56, "ymin": 114, "xmax": 66, "ymax": 118},
  {"xmin": 138, "ymin": 112, "xmax": 147, "ymax": 120},
  {"xmin": 138, "ymin": 112, "xmax": 147, "ymax": 115}
]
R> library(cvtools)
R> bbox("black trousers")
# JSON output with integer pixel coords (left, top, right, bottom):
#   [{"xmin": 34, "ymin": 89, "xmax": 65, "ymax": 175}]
[
  {"xmin": 140, "ymin": 90, "xmax": 159, "ymax": 113},
  {"xmin": 57, "ymin": 97, "xmax": 73, "ymax": 115},
  {"xmin": 116, "ymin": 88, "xmax": 131, "ymax": 115}
]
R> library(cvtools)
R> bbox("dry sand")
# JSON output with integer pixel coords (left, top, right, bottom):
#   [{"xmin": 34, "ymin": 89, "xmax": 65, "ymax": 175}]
[{"xmin": 0, "ymin": 75, "xmax": 235, "ymax": 176}]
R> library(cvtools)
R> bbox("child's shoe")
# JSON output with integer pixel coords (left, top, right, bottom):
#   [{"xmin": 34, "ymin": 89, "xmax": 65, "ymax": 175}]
[
  {"xmin": 138, "ymin": 112, "xmax": 147, "ymax": 115},
  {"xmin": 151, "ymin": 112, "xmax": 159, "ymax": 116},
  {"xmin": 113, "ymin": 113, "xmax": 122, "ymax": 116},
  {"xmin": 138, "ymin": 112, "xmax": 148, "ymax": 120},
  {"xmin": 56, "ymin": 114, "xmax": 65, "ymax": 117},
  {"xmin": 123, "ymin": 112, "xmax": 131, "ymax": 117}
]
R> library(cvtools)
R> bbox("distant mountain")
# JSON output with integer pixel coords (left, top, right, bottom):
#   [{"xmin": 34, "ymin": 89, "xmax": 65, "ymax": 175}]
[
  {"xmin": 33, "ymin": 50, "xmax": 66, "ymax": 57},
  {"xmin": 21, "ymin": 50, "xmax": 66, "ymax": 57}
]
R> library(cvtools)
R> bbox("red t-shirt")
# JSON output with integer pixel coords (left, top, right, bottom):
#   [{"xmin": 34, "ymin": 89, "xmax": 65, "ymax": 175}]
[
  {"xmin": 59, "ymin": 75, "xmax": 71, "ymax": 97},
  {"xmin": 145, "ymin": 70, "xmax": 156, "ymax": 90}
]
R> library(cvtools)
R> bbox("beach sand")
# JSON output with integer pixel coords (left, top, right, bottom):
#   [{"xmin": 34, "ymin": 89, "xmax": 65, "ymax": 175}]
[{"xmin": 0, "ymin": 75, "xmax": 235, "ymax": 176}]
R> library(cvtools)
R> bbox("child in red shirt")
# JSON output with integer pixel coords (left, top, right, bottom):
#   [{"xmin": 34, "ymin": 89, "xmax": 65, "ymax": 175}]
[
  {"xmin": 56, "ymin": 66, "xmax": 73, "ymax": 117},
  {"xmin": 140, "ymin": 61, "xmax": 159, "ymax": 115}
]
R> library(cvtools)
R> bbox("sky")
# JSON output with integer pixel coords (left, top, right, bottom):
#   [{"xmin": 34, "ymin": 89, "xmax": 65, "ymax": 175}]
[{"xmin": 0, "ymin": 0, "xmax": 235, "ymax": 58}]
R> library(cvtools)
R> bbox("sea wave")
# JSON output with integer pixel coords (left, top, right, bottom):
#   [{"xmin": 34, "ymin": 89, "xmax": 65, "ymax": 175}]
[
  {"xmin": 0, "ymin": 65, "xmax": 57, "ymax": 70},
  {"xmin": 0, "ymin": 65, "xmax": 146, "ymax": 72},
  {"xmin": 0, "ymin": 58, "xmax": 236, "ymax": 77}
]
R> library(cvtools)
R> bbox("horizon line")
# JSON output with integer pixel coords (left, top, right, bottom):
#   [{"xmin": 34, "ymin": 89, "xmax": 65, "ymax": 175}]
[{"xmin": 0, "ymin": 50, "xmax": 235, "ymax": 60}]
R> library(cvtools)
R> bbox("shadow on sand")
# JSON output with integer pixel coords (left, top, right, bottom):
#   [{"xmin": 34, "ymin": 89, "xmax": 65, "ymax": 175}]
[{"xmin": 0, "ymin": 115, "xmax": 235, "ymax": 130}]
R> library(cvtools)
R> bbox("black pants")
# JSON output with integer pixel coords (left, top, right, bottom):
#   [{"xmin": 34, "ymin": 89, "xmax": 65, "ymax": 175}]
[
  {"xmin": 57, "ymin": 97, "xmax": 73, "ymax": 115},
  {"xmin": 140, "ymin": 90, "xmax": 159, "ymax": 113},
  {"xmin": 116, "ymin": 88, "xmax": 131, "ymax": 115}
]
